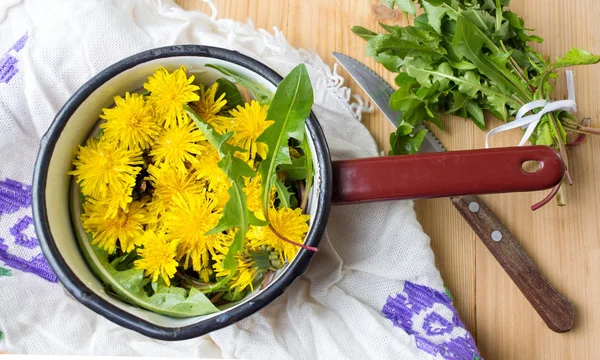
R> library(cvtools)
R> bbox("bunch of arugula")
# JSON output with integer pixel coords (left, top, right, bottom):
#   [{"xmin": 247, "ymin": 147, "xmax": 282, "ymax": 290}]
[{"xmin": 353, "ymin": 0, "xmax": 600, "ymax": 206}]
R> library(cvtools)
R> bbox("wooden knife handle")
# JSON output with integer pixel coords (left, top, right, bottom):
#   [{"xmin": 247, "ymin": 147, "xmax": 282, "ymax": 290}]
[{"xmin": 450, "ymin": 194, "xmax": 575, "ymax": 333}]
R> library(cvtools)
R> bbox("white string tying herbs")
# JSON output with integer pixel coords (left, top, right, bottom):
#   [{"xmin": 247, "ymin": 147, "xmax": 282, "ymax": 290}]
[{"xmin": 485, "ymin": 70, "xmax": 577, "ymax": 148}]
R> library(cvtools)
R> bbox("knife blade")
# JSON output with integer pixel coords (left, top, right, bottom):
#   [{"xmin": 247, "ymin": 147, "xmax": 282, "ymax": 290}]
[
  {"xmin": 332, "ymin": 52, "xmax": 442, "ymax": 154},
  {"xmin": 333, "ymin": 51, "xmax": 574, "ymax": 333}
]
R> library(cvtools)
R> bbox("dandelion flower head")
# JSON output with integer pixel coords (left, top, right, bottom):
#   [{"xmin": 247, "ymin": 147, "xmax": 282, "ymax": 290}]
[
  {"xmin": 100, "ymin": 92, "xmax": 160, "ymax": 149},
  {"xmin": 144, "ymin": 66, "xmax": 199, "ymax": 128},
  {"xmin": 135, "ymin": 230, "xmax": 179, "ymax": 286},
  {"xmin": 70, "ymin": 137, "xmax": 142, "ymax": 199}
]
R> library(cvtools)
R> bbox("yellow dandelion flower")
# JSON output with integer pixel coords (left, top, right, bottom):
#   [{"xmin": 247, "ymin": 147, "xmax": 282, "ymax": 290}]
[
  {"xmin": 190, "ymin": 146, "xmax": 231, "ymax": 208},
  {"xmin": 162, "ymin": 192, "xmax": 222, "ymax": 278},
  {"xmin": 102, "ymin": 187, "xmax": 134, "ymax": 219},
  {"xmin": 211, "ymin": 233, "xmax": 260, "ymax": 293},
  {"xmin": 145, "ymin": 164, "xmax": 203, "ymax": 218},
  {"xmin": 243, "ymin": 175, "xmax": 263, "ymax": 214},
  {"xmin": 208, "ymin": 181, "xmax": 231, "ymax": 209},
  {"xmin": 81, "ymin": 200, "xmax": 149, "ymax": 254},
  {"xmin": 229, "ymin": 100, "xmax": 274, "ymax": 160},
  {"xmin": 230, "ymin": 264, "xmax": 258, "ymax": 293},
  {"xmin": 192, "ymin": 147, "xmax": 226, "ymax": 182},
  {"xmin": 150, "ymin": 122, "xmax": 206, "ymax": 172},
  {"xmin": 134, "ymin": 231, "xmax": 179, "ymax": 286},
  {"xmin": 144, "ymin": 66, "xmax": 199, "ymax": 128},
  {"xmin": 99, "ymin": 92, "xmax": 160, "ymax": 149},
  {"xmin": 189, "ymin": 83, "xmax": 231, "ymax": 134},
  {"xmin": 247, "ymin": 207, "xmax": 310, "ymax": 262},
  {"xmin": 242, "ymin": 175, "xmax": 277, "ymax": 218},
  {"xmin": 213, "ymin": 253, "xmax": 259, "ymax": 294},
  {"xmin": 70, "ymin": 138, "xmax": 143, "ymax": 199},
  {"xmin": 192, "ymin": 147, "xmax": 231, "ymax": 199}
]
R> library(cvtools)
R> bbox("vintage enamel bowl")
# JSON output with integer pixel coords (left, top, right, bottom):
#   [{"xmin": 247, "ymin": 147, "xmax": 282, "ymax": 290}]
[{"xmin": 32, "ymin": 45, "xmax": 332, "ymax": 340}]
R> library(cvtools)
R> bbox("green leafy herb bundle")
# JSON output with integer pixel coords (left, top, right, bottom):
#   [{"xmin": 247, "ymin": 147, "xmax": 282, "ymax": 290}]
[{"xmin": 353, "ymin": 0, "xmax": 600, "ymax": 206}]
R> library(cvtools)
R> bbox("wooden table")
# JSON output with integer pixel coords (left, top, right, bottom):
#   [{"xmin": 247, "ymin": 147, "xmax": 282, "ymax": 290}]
[{"xmin": 177, "ymin": 1, "xmax": 600, "ymax": 358}]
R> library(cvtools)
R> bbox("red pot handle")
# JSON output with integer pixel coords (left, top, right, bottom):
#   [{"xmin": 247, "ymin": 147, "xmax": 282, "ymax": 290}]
[{"xmin": 331, "ymin": 146, "xmax": 565, "ymax": 204}]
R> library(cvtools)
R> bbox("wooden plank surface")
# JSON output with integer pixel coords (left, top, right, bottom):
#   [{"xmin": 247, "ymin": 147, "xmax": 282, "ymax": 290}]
[{"xmin": 175, "ymin": 1, "xmax": 600, "ymax": 358}]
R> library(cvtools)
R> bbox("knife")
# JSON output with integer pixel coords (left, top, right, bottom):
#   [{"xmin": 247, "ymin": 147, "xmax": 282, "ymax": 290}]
[{"xmin": 333, "ymin": 52, "xmax": 574, "ymax": 333}]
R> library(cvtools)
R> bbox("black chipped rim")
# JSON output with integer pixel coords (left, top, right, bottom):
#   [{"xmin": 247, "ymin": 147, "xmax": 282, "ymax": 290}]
[{"xmin": 31, "ymin": 45, "xmax": 332, "ymax": 341}]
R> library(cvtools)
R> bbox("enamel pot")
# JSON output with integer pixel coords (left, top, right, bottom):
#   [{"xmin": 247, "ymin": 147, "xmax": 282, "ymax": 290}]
[{"xmin": 32, "ymin": 45, "xmax": 565, "ymax": 341}]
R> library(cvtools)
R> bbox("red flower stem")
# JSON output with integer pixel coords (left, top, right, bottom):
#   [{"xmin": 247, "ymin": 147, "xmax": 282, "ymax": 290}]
[
  {"xmin": 268, "ymin": 223, "xmax": 318, "ymax": 252},
  {"xmin": 531, "ymin": 184, "xmax": 561, "ymax": 211},
  {"xmin": 566, "ymin": 133, "xmax": 587, "ymax": 147},
  {"xmin": 565, "ymin": 169, "xmax": 573, "ymax": 185}
]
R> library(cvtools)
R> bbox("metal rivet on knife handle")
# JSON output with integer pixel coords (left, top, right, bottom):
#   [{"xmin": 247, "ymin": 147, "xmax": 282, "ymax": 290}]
[
  {"xmin": 468, "ymin": 201, "xmax": 480, "ymax": 212},
  {"xmin": 491, "ymin": 230, "xmax": 503, "ymax": 242}
]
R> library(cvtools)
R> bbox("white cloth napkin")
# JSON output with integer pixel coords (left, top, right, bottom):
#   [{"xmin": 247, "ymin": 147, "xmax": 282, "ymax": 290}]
[{"xmin": 0, "ymin": 1, "xmax": 480, "ymax": 359}]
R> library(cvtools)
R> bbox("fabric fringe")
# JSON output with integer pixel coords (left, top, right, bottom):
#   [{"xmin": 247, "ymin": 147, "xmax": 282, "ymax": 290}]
[{"xmin": 200, "ymin": 0, "xmax": 373, "ymax": 121}]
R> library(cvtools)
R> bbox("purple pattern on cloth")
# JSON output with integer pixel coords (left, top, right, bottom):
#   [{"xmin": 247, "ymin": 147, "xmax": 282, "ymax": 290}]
[
  {"xmin": 10, "ymin": 216, "xmax": 38, "ymax": 248},
  {"xmin": 0, "ymin": 237, "xmax": 57, "ymax": 282},
  {"xmin": 1, "ymin": 33, "xmax": 28, "ymax": 84},
  {"xmin": 382, "ymin": 282, "xmax": 481, "ymax": 360},
  {"xmin": 0, "ymin": 178, "xmax": 58, "ymax": 282},
  {"xmin": 0, "ymin": 179, "xmax": 31, "ymax": 216},
  {"xmin": 423, "ymin": 312, "xmax": 454, "ymax": 336}
]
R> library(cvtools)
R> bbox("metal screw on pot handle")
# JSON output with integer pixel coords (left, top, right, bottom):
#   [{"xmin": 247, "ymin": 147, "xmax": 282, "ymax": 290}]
[{"xmin": 450, "ymin": 194, "xmax": 575, "ymax": 333}]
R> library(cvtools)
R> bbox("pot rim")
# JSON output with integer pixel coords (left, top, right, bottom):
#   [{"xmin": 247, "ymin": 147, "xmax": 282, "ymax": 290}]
[{"xmin": 31, "ymin": 45, "xmax": 332, "ymax": 341}]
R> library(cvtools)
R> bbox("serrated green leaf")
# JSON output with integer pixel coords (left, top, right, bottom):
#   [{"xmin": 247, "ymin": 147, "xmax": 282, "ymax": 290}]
[
  {"xmin": 378, "ymin": 22, "xmax": 400, "ymax": 34},
  {"xmin": 403, "ymin": 104, "xmax": 429, "ymax": 126},
  {"xmin": 395, "ymin": 120, "xmax": 414, "ymax": 136},
  {"xmin": 216, "ymin": 78, "xmax": 245, "ymax": 111},
  {"xmin": 207, "ymin": 155, "xmax": 254, "ymax": 234},
  {"xmin": 446, "ymin": 91, "xmax": 470, "ymax": 114},
  {"xmin": 466, "ymin": 100, "xmax": 486, "ymax": 129},
  {"xmin": 257, "ymin": 64, "xmax": 313, "ymax": 217},
  {"xmin": 453, "ymin": 12, "xmax": 532, "ymax": 103},
  {"xmin": 210, "ymin": 153, "xmax": 265, "ymax": 269},
  {"xmin": 495, "ymin": 22, "xmax": 511, "ymax": 41},
  {"xmin": 458, "ymin": 71, "xmax": 482, "ymax": 97},
  {"xmin": 394, "ymin": 72, "xmax": 419, "ymax": 91},
  {"xmin": 489, "ymin": 50, "xmax": 514, "ymax": 68},
  {"xmin": 185, "ymin": 105, "xmax": 241, "ymax": 157},
  {"xmin": 484, "ymin": 85, "xmax": 510, "ymax": 121},
  {"xmin": 82, "ymin": 241, "xmax": 219, "ymax": 317},
  {"xmin": 351, "ymin": 25, "xmax": 378, "ymax": 40},
  {"xmin": 453, "ymin": 13, "xmax": 512, "ymax": 93},
  {"xmin": 504, "ymin": 11, "xmax": 544, "ymax": 44},
  {"xmin": 551, "ymin": 48, "xmax": 600, "ymax": 69},
  {"xmin": 389, "ymin": 127, "xmax": 427, "ymax": 155},
  {"xmin": 424, "ymin": 0, "xmax": 446, "ymax": 6},
  {"xmin": 384, "ymin": 0, "xmax": 416, "ymax": 15},
  {"xmin": 187, "ymin": 107, "xmax": 260, "ymax": 270},
  {"xmin": 278, "ymin": 156, "xmax": 308, "ymax": 180},
  {"xmin": 146, "ymin": 282, "xmax": 218, "ymax": 315},
  {"xmin": 275, "ymin": 179, "xmax": 294, "ymax": 208},
  {"xmin": 534, "ymin": 121, "xmax": 554, "ymax": 146},
  {"xmin": 420, "ymin": 1, "xmax": 448, "ymax": 34},
  {"xmin": 366, "ymin": 33, "xmax": 446, "ymax": 60},
  {"xmin": 375, "ymin": 51, "xmax": 406, "ymax": 72},
  {"xmin": 206, "ymin": 64, "xmax": 273, "ymax": 105},
  {"xmin": 462, "ymin": 10, "xmax": 496, "ymax": 33},
  {"xmin": 449, "ymin": 59, "xmax": 477, "ymax": 70},
  {"xmin": 403, "ymin": 58, "xmax": 453, "ymax": 88}
]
